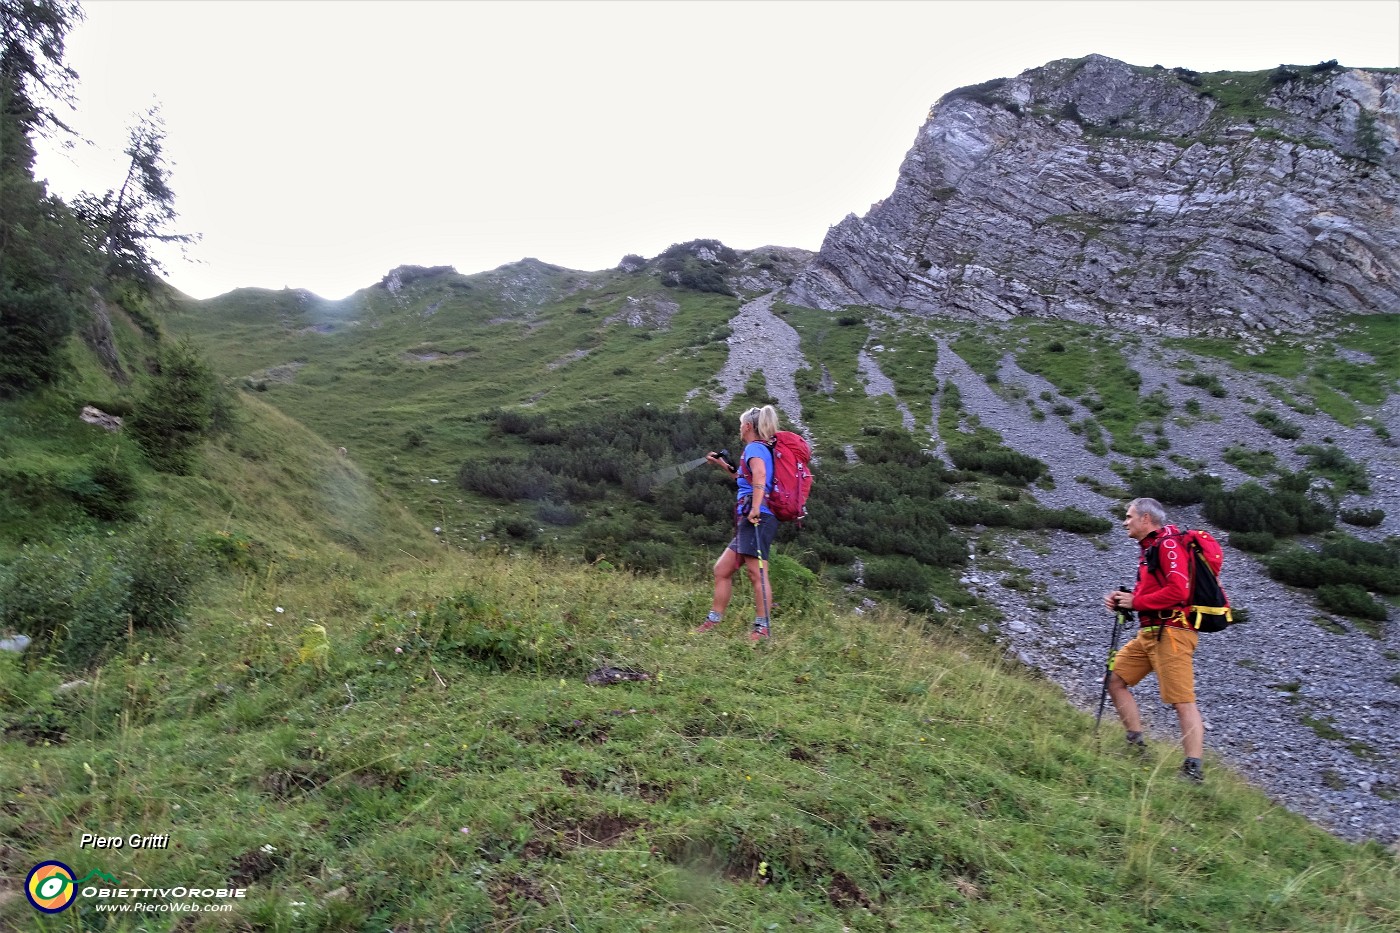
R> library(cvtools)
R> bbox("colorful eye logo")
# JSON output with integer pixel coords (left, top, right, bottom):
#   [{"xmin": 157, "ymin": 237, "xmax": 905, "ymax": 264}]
[{"xmin": 26, "ymin": 861, "xmax": 77, "ymax": 913}]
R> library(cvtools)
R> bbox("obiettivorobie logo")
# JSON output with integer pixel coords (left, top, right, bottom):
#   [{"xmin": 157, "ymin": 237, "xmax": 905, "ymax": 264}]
[
  {"xmin": 25, "ymin": 861, "xmax": 120, "ymax": 914},
  {"xmin": 25, "ymin": 859, "xmax": 247, "ymax": 916}
]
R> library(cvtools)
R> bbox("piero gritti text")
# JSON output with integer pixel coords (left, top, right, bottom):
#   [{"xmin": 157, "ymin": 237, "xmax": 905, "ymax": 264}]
[{"xmin": 80, "ymin": 832, "xmax": 171, "ymax": 850}]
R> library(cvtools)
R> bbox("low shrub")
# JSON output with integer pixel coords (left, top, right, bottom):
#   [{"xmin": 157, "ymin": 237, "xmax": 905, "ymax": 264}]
[
  {"xmin": 122, "ymin": 517, "xmax": 210, "ymax": 631},
  {"xmin": 1340, "ymin": 507, "xmax": 1385, "ymax": 528},
  {"xmin": 0, "ymin": 537, "xmax": 132, "ymax": 669},
  {"xmin": 492, "ymin": 410, "xmax": 544, "ymax": 436},
  {"xmin": 946, "ymin": 437, "xmax": 1046, "ymax": 483},
  {"xmin": 1320, "ymin": 535, "xmax": 1399, "ymax": 570},
  {"xmin": 863, "ymin": 555, "xmax": 939, "ymax": 612},
  {"xmin": 1316, "ymin": 584, "xmax": 1387, "ymax": 621},
  {"xmin": 1251, "ymin": 409, "xmax": 1303, "ymax": 440},
  {"xmin": 1180, "ymin": 372, "xmax": 1227, "ymax": 398},
  {"xmin": 1229, "ymin": 531, "xmax": 1277, "ymax": 554},
  {"xmin": 536, "ymin": 501, "xmax": 582, "ymax": 526},
  {"xmin": 1140, "ymin": 388, "xmax": 1172, "ymax": 419},
  {"xmin": 493, "ymin": 516, "xmax": 537, "ymax": 541},
  {"xmin": 1204, "ymin": 481, "xmax": 1333, "ymax": 536},
  {"xmin": 1268, "ymin": 546, "xmax": 1400, "ymax": 595},
  {"xmin": 0, "ymin": 651, "xmax": 69, "ymax": 743},
  {"xmin": 74, "ymin": 459, "xmax": 142, "ymax": 521},
  {"xmin": 460, "ymin": 458, "xmax": 557, "ymax": 501},
  {"xmin": 768, "ymin": 553, "xmax": 820, "ymax": 617},
  {"xmin": 1223, "ymin": 445, "xmax": 1278, "ymax": 477},
  {"xmin": 1123, "ymin": 468, "xmax": 1223, "ymax": 506},
  {"xmin": 201, "ymin": 529, "xmax": 260, "ymax": 572},
  {"xmin": 942, "ymin": 77, "xmax": 1010, "ymax": 108},
  {"xmin": 934, "ymin": 499, "xmax": 1110, "ymax": 534},
  {"xmin": 129, "ymin": 339, "xmax": 219, "ymax": 475},
  {"xmin": 1297, "ymin": 444, "xmax": 1370, "ymax": 493},
  {"xmin": 424, "ymin": 592, "xmax": 572, "ymax": 672}
]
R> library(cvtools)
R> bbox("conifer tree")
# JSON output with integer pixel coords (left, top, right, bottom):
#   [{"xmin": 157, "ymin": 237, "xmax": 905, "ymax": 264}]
[
  {"xmin": 73, "ymin": 103, "xmax": 198, "ymax": 282},
  {"xmin": 0, "ymin": 0, "xmax": 94, "ymax": 394}
]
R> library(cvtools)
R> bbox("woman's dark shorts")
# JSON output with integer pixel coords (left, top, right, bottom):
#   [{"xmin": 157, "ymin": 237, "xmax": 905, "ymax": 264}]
[{"xmin": 728, "ymin": 513, "xmax": 778, "ymax": 560}]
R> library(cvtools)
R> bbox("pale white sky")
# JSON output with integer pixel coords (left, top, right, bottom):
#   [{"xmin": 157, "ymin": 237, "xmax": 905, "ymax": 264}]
[{"xmin": 32, "ymin": 0, "xmax": 1400, "ymax": 301}]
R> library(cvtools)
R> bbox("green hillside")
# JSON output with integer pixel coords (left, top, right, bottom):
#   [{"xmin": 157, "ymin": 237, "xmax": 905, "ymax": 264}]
[
  {"xmin": 6, "ymin": 539, "xmax": 1399, "ymax": 931},
  {"xmin": 3, "ymin": 5, "xmax": 1398, "ymax": 925},
  {"xmin": 3, "ymin": 258, "xmax": 1396, "ymax": 929},
  {"xmin": 164, "ymin": 262, "xmax": 739, "ymax": 529}
]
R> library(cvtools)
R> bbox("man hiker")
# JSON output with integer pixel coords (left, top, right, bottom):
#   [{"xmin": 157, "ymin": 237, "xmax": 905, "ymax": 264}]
[{"xmin": 1102, "ymin": 497, "xmax": 1206, "ymax": 784}]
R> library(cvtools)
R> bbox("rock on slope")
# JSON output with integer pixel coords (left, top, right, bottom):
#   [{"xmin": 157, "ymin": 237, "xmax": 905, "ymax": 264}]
[
  {"xmin": 714, "ymin": 291, "xmax": 1400, "ymax": 844},
  {"xmin": 787, "ymin": 55, "xmax": 1400, "ymax": 334}
]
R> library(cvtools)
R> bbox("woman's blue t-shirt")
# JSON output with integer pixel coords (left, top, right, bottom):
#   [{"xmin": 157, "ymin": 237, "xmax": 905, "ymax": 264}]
[{"xmin": 736, "ymin": 440, "xmax": 774, "ymax": 515}]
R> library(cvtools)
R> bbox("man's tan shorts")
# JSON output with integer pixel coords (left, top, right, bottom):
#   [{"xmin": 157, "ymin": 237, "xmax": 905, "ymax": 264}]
[{"xmin": 1112, "ymin": 626, "xmax": 1198, "ymax": 705}]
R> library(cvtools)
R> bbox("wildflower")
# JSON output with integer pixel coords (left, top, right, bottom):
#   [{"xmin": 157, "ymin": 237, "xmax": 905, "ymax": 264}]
[
  {"xmin": 395, "ymin": 647, "xmax": 404, "ymax": 654},
  {"xmin": 275, "ymin": 607, "xmax": 285, "ymax": 614},
  {"xmin": 460, "ymin": 827, "xmax": 471, "ymax": 836}
]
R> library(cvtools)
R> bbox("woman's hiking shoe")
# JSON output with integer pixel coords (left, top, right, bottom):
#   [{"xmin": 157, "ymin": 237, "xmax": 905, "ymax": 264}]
[
  {"xmin": 693, "ymin": 619, "xmax": 720, "ymax": 634},
  {"xmin": 749, "ymin": 622, "xmax": 770, "ymax": 642},
  {"xmin": 1179, "ymin": 759, "xmax": 1205, "ymax": 785}
]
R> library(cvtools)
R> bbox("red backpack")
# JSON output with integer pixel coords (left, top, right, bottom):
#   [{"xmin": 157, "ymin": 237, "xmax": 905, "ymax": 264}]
[
  {"xmin": 1149, "ymin": 529, "xmax": 1236, "ymax": 632},
  {"xmin": 767, "ymin": 431, "xmax": 814, "ymax": 523}
]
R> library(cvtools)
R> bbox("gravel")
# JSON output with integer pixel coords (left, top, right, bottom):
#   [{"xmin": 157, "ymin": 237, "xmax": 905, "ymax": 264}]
[
  {"xmin": 722, "ymin": 293, "xmax": 1400, "ymax": 844},
  {"xmin": 711, "ymin": 291, "xmax": 807, "ymax": 432}
]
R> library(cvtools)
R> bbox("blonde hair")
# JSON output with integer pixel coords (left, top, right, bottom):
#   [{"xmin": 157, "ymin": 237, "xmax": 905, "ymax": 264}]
[{"xmin": 740, "ymin": 404, "xmax": 779, "ymax": 442}]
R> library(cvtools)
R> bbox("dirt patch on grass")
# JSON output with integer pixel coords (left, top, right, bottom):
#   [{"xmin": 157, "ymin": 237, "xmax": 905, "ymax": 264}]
[
  {"xmin": 523, "ymin": 811, "xmax": 647, "ymax": 859},
  {"xmin": 490, "ymin": 873, "xmax": 549, "ymax": 909},
  {"xmin": 229, "ymin": 847, "xmax": 282, "ymax": 885},
  {"xmin": 827, "ymin": 871, "xmax": 876, "ymax": 909},
  {"xmin": 557, "ymin": 768, "xmax": 671, "ymax": 802},
  {"xmin": 260, "ymin": 764, "xmax": 329, "ymax": 798}
]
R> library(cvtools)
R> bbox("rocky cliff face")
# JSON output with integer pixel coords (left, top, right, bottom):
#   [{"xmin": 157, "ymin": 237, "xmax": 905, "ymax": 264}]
[{"xmin": 786, "ymin": 55, "xmax": 1400, "ymax": 335}]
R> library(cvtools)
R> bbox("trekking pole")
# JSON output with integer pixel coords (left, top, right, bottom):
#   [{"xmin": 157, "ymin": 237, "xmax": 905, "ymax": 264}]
[
  {"xmin": 1094, "ymin": 588, "xmax": 1132, "ymax": 736},
  {"xmin": 752, "ymin": 513, "xmax": 771, "ymax": 640}
]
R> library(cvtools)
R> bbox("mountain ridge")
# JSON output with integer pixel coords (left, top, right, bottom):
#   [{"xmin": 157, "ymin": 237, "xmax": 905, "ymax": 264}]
[{"xmin": 784, "ymin": 55, "xmax": 1400, "ymax": 335}]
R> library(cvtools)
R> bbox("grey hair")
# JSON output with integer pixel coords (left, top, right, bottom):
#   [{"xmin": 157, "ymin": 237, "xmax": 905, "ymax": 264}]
[{"xmin": 1127, "ymin": 497, "xmax": 1167, "ymax": 526}]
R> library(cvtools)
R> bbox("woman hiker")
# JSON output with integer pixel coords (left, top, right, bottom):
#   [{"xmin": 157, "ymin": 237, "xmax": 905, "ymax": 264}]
[{"xmin": 695, "ymin": 405, "xmax": 778, "ymax": 641}]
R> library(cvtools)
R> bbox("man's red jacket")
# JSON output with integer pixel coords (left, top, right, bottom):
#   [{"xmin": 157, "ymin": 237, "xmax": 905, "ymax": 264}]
[{"xmin": 1133, "ymin": 525, "xmax": 1191, "ymax": 627}]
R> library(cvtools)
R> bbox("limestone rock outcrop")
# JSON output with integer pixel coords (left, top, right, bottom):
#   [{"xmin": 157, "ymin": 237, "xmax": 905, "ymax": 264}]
[{"xmin": 786, "ymin": 56, "xmax": 1400, "ymax": 335}]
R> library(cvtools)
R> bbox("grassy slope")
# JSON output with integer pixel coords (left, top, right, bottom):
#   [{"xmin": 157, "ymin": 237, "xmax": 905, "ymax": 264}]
[
  {"xmin": 8, "ymin": 285, "xmax": 1398, "ymax": 929},
  {"xmin": 5, "ymin": 547, "xmax": 1397, "ymax": 931},
  {"xmin": 165, "ymin": 269, "xmax": 739, "ymax": 553}
]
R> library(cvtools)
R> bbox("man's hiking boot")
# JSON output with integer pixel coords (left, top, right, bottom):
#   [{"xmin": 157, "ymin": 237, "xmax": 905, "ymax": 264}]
[
  {"xmin": 749, "ymin": 622, "xmax": 770, "ymax": 642},
  {"xmin": 1125, "ymin": 731, "xmax": 1147, "ymax": 753},
  {"xmin": 1179, "ymin": 758, "xmax": 1205, "ymax": 785}
]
